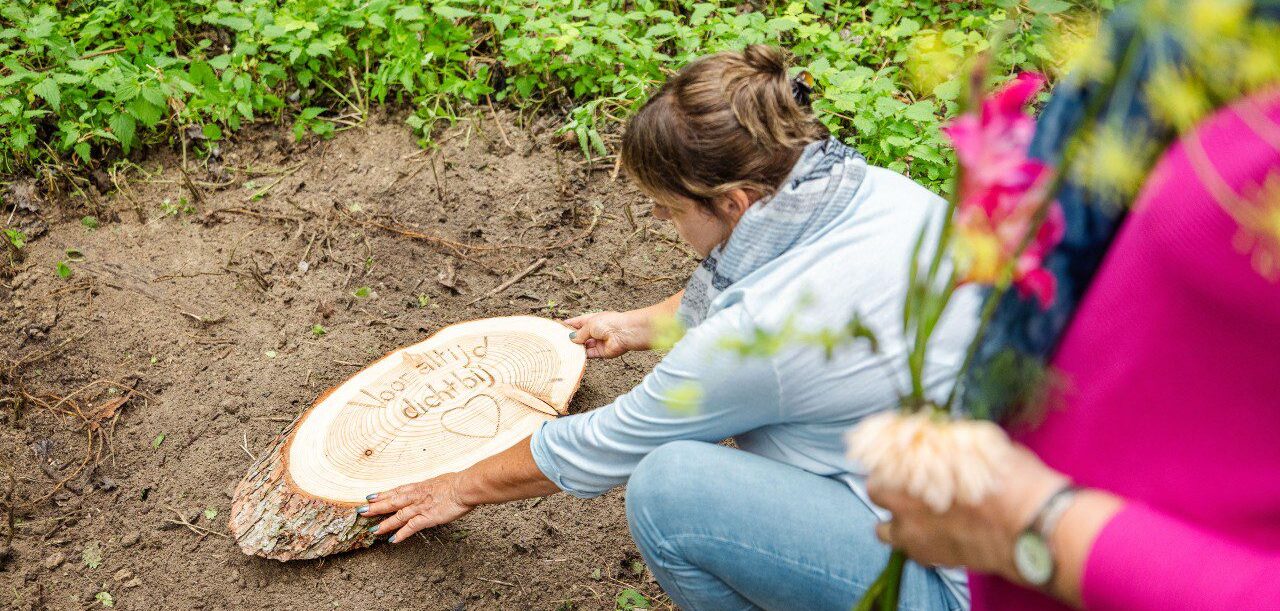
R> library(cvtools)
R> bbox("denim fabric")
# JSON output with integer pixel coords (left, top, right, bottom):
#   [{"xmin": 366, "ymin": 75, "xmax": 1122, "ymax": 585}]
[{"xmin": 625, "ymin": 441, "xmax": 966, "ymax": 611}]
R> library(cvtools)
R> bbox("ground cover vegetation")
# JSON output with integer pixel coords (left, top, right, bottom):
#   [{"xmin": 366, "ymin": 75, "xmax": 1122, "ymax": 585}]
[{"xmin": 1, "ymin": 0, "xmax": 1103, "ymax": 189}]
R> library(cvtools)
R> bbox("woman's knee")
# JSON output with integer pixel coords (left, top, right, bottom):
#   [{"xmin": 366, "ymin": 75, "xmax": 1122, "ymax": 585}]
[{"xmin": 626, "ymin": 441, "xmax": 720, "ymax": 536}]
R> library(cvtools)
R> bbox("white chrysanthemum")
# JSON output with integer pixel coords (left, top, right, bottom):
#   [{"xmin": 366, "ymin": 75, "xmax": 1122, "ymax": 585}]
[{"xmin": 846, "ymin": 411, "xmax": 1013, "ymax": 513}]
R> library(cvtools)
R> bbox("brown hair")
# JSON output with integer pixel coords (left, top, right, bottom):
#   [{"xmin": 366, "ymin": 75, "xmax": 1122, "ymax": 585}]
[{"xmin": 621, "ymin": 45, "xmax": 828, "ymax": 215}]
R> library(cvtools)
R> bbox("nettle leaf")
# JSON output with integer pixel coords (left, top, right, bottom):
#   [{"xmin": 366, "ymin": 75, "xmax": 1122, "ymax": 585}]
[
  {"xmin": 216, "ymin": 16, "xmax": 253, "ymax": 31},
  {"xmin": 126, "ymin": 97, "xmax": 164, "ymax": 127},
  {"xmin": 394, "ymin": 5, "xmax": 424, "ymax": 20},
  {"xmin": 904, "ymin": 101, "xmax": 937, "ymax": 122},
  {"xmin": 141, "ymin": 85, "xmax": 167, "ymax": 107},
  {"xmin": 108, "ymin": 113, "xmax": 136, "ymax": 152},
  {"xmin": 487, "ymin": 13, "xmax": 511, "ymax": 33},
  {"xmin": 933, "ymin": 79, "xmax": 961, "ymax": 101},
  {"xmin": 32, "ymin": 76, "xmax": 60, "ymax": 110},
  {"xmin": 432, "ymin": 5, "xmax": 474, "ymax": 20}
]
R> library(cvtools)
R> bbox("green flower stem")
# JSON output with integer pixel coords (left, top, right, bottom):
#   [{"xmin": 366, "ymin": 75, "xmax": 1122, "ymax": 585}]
[{"xmin": 852, "ymin": 549, "xmax": 908, "ymax": 611}]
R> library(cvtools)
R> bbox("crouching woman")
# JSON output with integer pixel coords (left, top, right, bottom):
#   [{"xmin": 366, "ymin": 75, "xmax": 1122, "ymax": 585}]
[{"xmin": 362, "ymin": 45, "xmax": 978, "ymax": 611}]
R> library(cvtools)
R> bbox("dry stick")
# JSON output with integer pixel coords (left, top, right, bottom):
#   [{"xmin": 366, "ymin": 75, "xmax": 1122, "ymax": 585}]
[
  {"xmin": 467, "ymin": 257, "xmax": 548, "ymax": 305},
  {"xmin": 486, "ymin": 96, "xmax": 513, "ymax": 149},
  {"xmin": 163, "ymin": 505, "xmax": 230, "ymax": 539},
  {"xmin": 181, "ymin": 168, "xmax": 205, "ymax": 206},
  {"xmin": 80, "ymin": 46, "xmax": 125, "ymax": 59},
  {"xmin": 204, "ymin": 206, "xmax": 304, "ymax": 224},
  {"xmin": 476, "ymin": 576, "xmax": 518, "ymax": 587},
  {"xmin": 429, "ymin": 152, "xmax": 445, "ymax": 203},
  {"xmin": 245, "ymin": 163, "xmax": 306, "ymax": 202}
]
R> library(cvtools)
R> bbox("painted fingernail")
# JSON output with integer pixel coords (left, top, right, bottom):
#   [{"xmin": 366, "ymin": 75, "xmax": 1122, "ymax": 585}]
[
  {"xmin": 356, "ymin": 505, "xmax": 368, "ymax": 514},
  {"xmin": 365, "ymin": 493, "xmax": 378, "ymax": 501},
  {"xmin": 568, "ymin": 331, "xmax": 577, "ymax": 340},
  {"xmin": 367, "ymin": 525, "xmax": 378, "ymax": 533},
  {"xmin": 387, "ymin": 535, "xmax": 397, "ymax": 544}
]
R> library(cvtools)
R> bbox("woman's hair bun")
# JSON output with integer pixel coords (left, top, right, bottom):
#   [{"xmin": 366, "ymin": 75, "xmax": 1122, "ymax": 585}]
[{"xmin": 741, "ymin": 44, "xmax": 787, "ymax": 78}]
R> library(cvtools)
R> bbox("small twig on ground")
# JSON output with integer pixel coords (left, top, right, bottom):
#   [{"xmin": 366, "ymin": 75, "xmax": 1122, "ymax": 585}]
[
  {"xmin": 80, "ymin": 46, "xmax": 125, "ymax": 59},
  {"xmin": 204, "ymin": 206, "xmax": 304, "ymax": 225},
  {"xmin": 467, "ymin": 257, "xmax": 547, "ymax": 305},
  {"xmin": 181, "ymin": 168, "xmax": 206, "ymax": 207},
  {"xmin": 476, "ymin": 576, "xmax": 518, "ymax": 587},
  {"xmin": 244, "ymin": 163, "xmax": 306, "ymax": 202},
  {"xmin": 163, "ymin": 505, "xmax": 229, "ymax": 539},
  {"xmin": 240, "ymin": 432, "xmax": 257, "ymax": 462},
  {"xmin": 429, "ymin": 153, "xmax": 445, "ymax": 203},
  {"xmin": 486, "ymin": 96, "xmax": 513, "ymax": 149}
]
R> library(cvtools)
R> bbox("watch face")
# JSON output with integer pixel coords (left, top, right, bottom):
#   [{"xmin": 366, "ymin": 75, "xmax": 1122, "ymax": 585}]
[{"xmin": 1014, "ymin": 531, "xmax": 1054, "ymax": 587}]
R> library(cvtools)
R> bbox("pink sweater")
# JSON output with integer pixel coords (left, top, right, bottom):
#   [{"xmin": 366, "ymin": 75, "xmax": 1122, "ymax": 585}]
[{"xmin": 970, "ymin": 92, "xmax": 1280, "ymax": 610}]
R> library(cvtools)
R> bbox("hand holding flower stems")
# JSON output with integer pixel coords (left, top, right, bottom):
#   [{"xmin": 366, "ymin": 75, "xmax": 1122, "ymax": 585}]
[{"xmin": 847, "ymin": 63, "xmax": 1067, "ymax": 611}]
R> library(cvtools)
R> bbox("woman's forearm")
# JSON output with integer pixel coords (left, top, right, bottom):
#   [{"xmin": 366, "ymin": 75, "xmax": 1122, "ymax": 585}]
[
  {"xmin": 1046, "ymin": 490, "xmax": 1125, "ymax": 607},
  {"xmin": 631, "ymin": 290, "xmax": 683, "ymax": 325},
  {"xmin": 626, "ymin": 290, "xmax": 684, "ymax": 350},
  {"xmin": 454, "ymin": 436, "xmax": 560, "ymax": 507}
]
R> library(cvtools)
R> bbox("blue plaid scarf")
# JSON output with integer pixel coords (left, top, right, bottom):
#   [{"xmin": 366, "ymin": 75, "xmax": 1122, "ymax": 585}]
[{"xmin": 678, "ymin": 138, "xmax": 867, "ymax": 328}]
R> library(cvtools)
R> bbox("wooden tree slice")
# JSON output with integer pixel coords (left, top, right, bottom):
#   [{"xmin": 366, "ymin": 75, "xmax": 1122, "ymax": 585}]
[{"xmin": 229, "ymin": 316, "xmax": 585, "ymax": 561}]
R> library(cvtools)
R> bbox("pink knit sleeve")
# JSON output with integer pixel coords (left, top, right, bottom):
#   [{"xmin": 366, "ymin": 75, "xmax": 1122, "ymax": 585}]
[{"xmin": 1083, "ymin": 504, "xmax": 1280, "ymax": 610}]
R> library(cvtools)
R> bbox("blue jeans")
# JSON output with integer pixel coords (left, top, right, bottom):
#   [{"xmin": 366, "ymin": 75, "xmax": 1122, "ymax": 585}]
[{"xmin": 625, "ymin": 441, "xmax": 965, "ymax": 611}]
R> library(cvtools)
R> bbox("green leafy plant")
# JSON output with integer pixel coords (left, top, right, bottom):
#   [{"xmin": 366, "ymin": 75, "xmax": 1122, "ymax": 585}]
[
  {"xmin": 159, "ymin": 197, "xmax": 194, "ymax": 217},
  {"xmin": 55, "ymin": 260, "xmax": 72, "ymax": 279},
  {"xmin": 310, "ymin": 323, "xmax": 327, "ymax": 337},
  {"xmin": 3, "ymin": 229, "xmax": 26, "ymax": 250},
  {"xmin": 615, "ymin": 588, "xmax": 650, "ymax": 611},
  {"xmin": 82, "ymin": 541, "xmax": 103, "ymax": 569},
  {"xmin": 1, "ymin": 0, "xmax": 1092, "ymax": 191}
]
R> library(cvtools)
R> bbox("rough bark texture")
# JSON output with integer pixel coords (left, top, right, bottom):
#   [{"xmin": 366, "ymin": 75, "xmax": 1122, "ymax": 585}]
[{"xmin": 228, "ymin": 417, "xmax": 374, "ymax": 561}]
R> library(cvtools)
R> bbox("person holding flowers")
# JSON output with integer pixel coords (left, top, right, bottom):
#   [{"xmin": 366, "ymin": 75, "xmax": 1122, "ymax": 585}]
[{"xmin": 855, "ymin": 3, "xmax": 1280, "ymax": 610}]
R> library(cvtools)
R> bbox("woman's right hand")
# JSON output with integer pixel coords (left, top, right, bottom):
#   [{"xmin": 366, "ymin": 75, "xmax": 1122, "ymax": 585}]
[{"xmin": 565, "ymin": 310, "xmax": 651, "ymax": 358}]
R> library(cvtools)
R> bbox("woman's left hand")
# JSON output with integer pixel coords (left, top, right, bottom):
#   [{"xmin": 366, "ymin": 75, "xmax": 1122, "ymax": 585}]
[
  {"xmin": 359, "ymin": 472, "xmax": 474, "ymax": 543},
  {"xmin": 866, "ymin": 445, "xmax": 1069, "ymax": 583}
]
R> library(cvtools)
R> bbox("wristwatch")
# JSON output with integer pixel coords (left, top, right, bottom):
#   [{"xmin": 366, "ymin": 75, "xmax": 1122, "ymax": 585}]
[{"xmin": 1013, "ymin": 483, "xmax": 1080, "ymax": 587}]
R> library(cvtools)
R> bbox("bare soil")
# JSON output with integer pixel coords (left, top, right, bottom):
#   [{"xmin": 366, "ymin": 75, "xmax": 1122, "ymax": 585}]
[{"xmin": 0, "ymin": 110, "xmax": 693, "ymax": 610}]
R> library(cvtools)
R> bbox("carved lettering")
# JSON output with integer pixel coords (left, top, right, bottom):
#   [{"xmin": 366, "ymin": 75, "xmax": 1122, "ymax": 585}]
[{"xmin": 346, "ymin": 337, "xmax": 497, "ymax": 418}]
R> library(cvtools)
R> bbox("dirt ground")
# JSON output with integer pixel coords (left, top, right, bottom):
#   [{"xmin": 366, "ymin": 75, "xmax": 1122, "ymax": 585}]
[{"xmin": 0, "ymin": 109, "xmax": 694, "ymax": 609}]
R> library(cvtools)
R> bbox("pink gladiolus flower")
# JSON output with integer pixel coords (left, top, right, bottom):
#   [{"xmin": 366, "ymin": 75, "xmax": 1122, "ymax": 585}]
[{"xmin": 943, "ymin": 71, "xmax": 1065, "ymax": 308}]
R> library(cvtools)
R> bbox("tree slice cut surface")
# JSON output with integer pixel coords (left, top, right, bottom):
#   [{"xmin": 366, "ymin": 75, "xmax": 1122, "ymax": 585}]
[{"xmin": 229, "ymin": 316, "xmax": 585, "ymax": 560}]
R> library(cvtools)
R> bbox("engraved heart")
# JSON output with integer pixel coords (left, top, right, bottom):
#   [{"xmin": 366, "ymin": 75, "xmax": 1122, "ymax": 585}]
[{"xmin": 439, "ymin": 393, "xmax": 502, "ymax": 439}]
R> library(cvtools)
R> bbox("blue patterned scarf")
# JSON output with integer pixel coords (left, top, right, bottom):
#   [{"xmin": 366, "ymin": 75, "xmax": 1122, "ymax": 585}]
[{"xmin": 678, "ymin": 137, "xmax": 867, "ymax": 328}]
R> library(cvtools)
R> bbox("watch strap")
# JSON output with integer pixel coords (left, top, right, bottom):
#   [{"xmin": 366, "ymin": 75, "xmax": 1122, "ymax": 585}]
[{"xmin": 1031, "ymin": 483, "xmax": 1081, "ymax": 542}]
